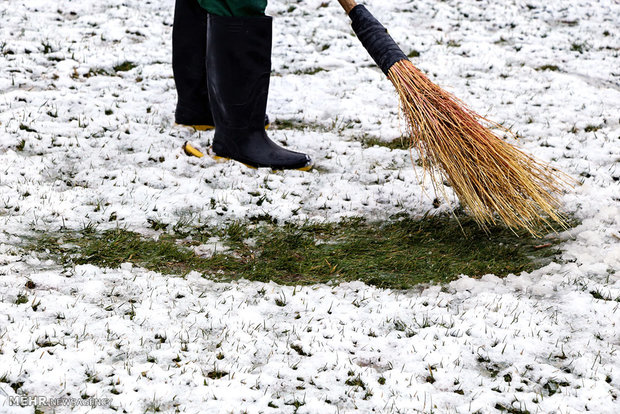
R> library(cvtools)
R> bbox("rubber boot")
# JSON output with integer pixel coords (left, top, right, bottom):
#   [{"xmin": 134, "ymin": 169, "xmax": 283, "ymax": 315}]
[
  {"xmin": 172, "ymin": 0, "xmax": 213, "ymax": 128},
  {"xmin": 172, "ymin": 0, "xmax": 270, "ymax": 130},
  {"xmin": 207, "ymin": 15, "xmax": 312, "ymax": 171},
  {"xmin": 207, "ymin": 14, "xmax": 312, "ymax": 171}
]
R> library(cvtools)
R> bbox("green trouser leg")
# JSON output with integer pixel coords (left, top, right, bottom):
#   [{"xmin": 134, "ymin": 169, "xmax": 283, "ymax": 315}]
[{"xmin": 197, "ymin": 0, "xmax": 267, "ymax": 16}]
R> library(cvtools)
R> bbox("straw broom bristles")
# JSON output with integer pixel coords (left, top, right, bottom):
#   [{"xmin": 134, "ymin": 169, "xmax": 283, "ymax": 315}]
[
  {"xmin": 337, "ymin": 1, "xmax": 571, "ymax": 236},
  {"xmin": 387, "ymin": 59, "xmax": 572, "ymax": 237}
]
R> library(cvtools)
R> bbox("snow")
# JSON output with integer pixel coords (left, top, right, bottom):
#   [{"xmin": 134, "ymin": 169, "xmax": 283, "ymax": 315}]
[{"xmin": 1, "ymin": 0, "xmax": 619, "ymax": 412}]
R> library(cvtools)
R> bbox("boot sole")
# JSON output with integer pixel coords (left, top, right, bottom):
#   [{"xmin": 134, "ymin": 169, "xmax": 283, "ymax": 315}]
[
  {"xmin": 211, "ymin": 153, "xmax": 313, "ymax": 172},
  {"xmin": 176, "ymin": 123, "xmax": 271, "ymax": 131},
  {"xmin": 212, "ymin": 154, "xmax": 257, "ymax": 170},
  {"xmin": 183, "ymin": 142, "xmax": 312, "ymax": 171},
  {"xmin": 183, "ymin": 141, "xmax": 205, "ymax": 157}
]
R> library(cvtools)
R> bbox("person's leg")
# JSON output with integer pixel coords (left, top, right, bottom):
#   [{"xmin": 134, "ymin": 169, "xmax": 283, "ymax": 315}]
[
  {"xmin": 173, "ymin": 0, "xmax": 270, "ymax": 129},
  {"xmin": 197, "ymin": 0, "xmax": 267, "ymax": 17},
  {"xmin": 172, "ymin": 0, "xmax": 212, "ymax": 127},
  {"xmin": 206, "ymin": 13, "xmax": 313, "ymax": 170}
]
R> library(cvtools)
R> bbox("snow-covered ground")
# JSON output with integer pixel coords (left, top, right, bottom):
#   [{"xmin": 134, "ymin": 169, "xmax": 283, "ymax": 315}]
[{"xmin": 0, "ymin": 0, "xmax": 619, "ymax": 412}]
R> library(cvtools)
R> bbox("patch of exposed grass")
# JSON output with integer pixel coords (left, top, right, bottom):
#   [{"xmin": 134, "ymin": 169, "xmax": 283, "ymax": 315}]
[
  {"xmin": 271, "ymin": 116, "xmax": 360, "ymax": 137},
  {"xmin": 284, "ymin": 399, "xmax": 305, "ymax": 411},
  {"xmin": 590, "ymin": 290, "xmax": 620, "ymax": 302},
  {"xmin": 19, "ymin": 123, "xmax": 37, "ymax": 133},
  {"xmin": 84, "ymin": 67, "xmax": 113, "ymax": 78},
  {"xmin": 32, "ymin": 228, "xmax": 219, "ymax": 275},
  {"xmin": 113, "ymin": 61, "xmax": 137, "ymax": 73},
  {"xmin": 82, "ymin": 62, "xmax": 136, "ymax": 78},
  {"xmin": 272, "ymin": 119, "xmax": 410, "ymax": 151},
  {"xmin": 560, "ymin": 19, "xmax": 579, "ymax": 27},
  {"xmin": 360, "ymin": 136, "xmax": 410, "ymax": 150},
  {"xmin": 41, "ymin": 41, "xmax": 54, "ymax": 54},
  {"xmin": 27, "ymin": 214, "xmax": 570, "ymax": 289},
  {"xmin": 293, "ymin": 67, "xmax": 325, "ymax": 75},
  {"xmin": 15, "ymin": 294, "xmax": 29, "ymax": 305},
  {"xmin": 570, "ymin": 43, "xmax": 586, "ymax": 54},
  {"xmin": 290, "ymin": 343, "xmax": 311, "ymax": 357},
  {"xmin": 584, "ymin": 124, "xmax": 602, "ymax": 133},
  {"xmin": 271, "ymin": 118, "xmax": 327, "ymax": 132},
  {"xmin": 542, "ymin": 379, "xmax": 570, "ymax": 396},
  {"xmin": 345, "ymin": 375, "xmax": 366, "ymax": 389},
  {"xmin": 535, "ymin": 64, "xmax": 561, "ymax": 72},
  {"xmin": 206, "ymin": 369, "xmax": 229, "ymax": 380},
  {"xmin": 495, "ymin": 402, "xmax": 531, "ymax": 414}
]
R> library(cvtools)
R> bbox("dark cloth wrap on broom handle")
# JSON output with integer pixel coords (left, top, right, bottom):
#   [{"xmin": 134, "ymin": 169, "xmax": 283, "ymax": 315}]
[{"xmin": 348, "ymin": 5, "xmax": 408, "ymax": 75}]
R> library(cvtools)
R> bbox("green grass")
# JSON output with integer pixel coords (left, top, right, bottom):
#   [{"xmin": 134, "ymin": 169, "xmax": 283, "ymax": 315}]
[
  {"xmin": 81, "ymin": 61, "xmax": 136, "ymax": 79},
  {"xmin": 272, "ymin": 118, "xmax": 410, "ymax": 150},
  {"xmin": 19, "ymin": 123, "xmax": 37, "ymax": 133},
  {"xmin": 113, "ymin": 61, "xmax": 137, "ymax": 73},
  {"xmin": 271, "ymin": 118, "xmax": 327, "ymax": 132},
  {"xmin": 292, "ymin": 67, "xmax": 326, "ymax": 76},
  {"xmin": 360, "ymin": 136, "xmax": 410, "ymax": 150},
  {"xmin": 27, "ymin": 214, "xmax": 567, "ymax": 289},
  {"xmin": 84, "ymin": 67, "xmax": 113, "ymax": 78},
  {"xmin": 535, "ymin": 65, "xmax": 561, "ymax": 72}
]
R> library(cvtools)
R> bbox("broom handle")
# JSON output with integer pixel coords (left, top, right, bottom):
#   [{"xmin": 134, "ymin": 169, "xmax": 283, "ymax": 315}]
[{"xmin": 337, "ymin": 0, "xmax": 358, "ymax": 14}]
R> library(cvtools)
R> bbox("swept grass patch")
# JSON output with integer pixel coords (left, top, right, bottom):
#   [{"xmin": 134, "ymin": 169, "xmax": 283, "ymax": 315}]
[{"xmin": 28, "ymin": 215, "xmax": 568, "ymax": 289}]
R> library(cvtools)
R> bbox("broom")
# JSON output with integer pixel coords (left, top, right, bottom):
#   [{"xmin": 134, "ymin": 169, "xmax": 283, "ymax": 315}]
[{"xmin": 336, "ymin": 0, "xmax": 571, "ymax": 236}]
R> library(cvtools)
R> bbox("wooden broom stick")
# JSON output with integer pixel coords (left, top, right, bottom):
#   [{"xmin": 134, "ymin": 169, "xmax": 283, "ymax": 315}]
[{"xmin": 337, "ymin": 0, "xmax": 358, "ymax": 14}]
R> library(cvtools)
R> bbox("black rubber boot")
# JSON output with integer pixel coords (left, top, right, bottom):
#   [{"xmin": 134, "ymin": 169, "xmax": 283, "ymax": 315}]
[
  {"xmin": 172, "ymin": 0, "xmax": 212, "ymax": 127},
  {"xmin": 172, "ymin": 0, "xmax": 270, "ymax": 130},
  {"xmin": 206, "ymin": 14, "xmax": 312, "ymax": 171}
]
